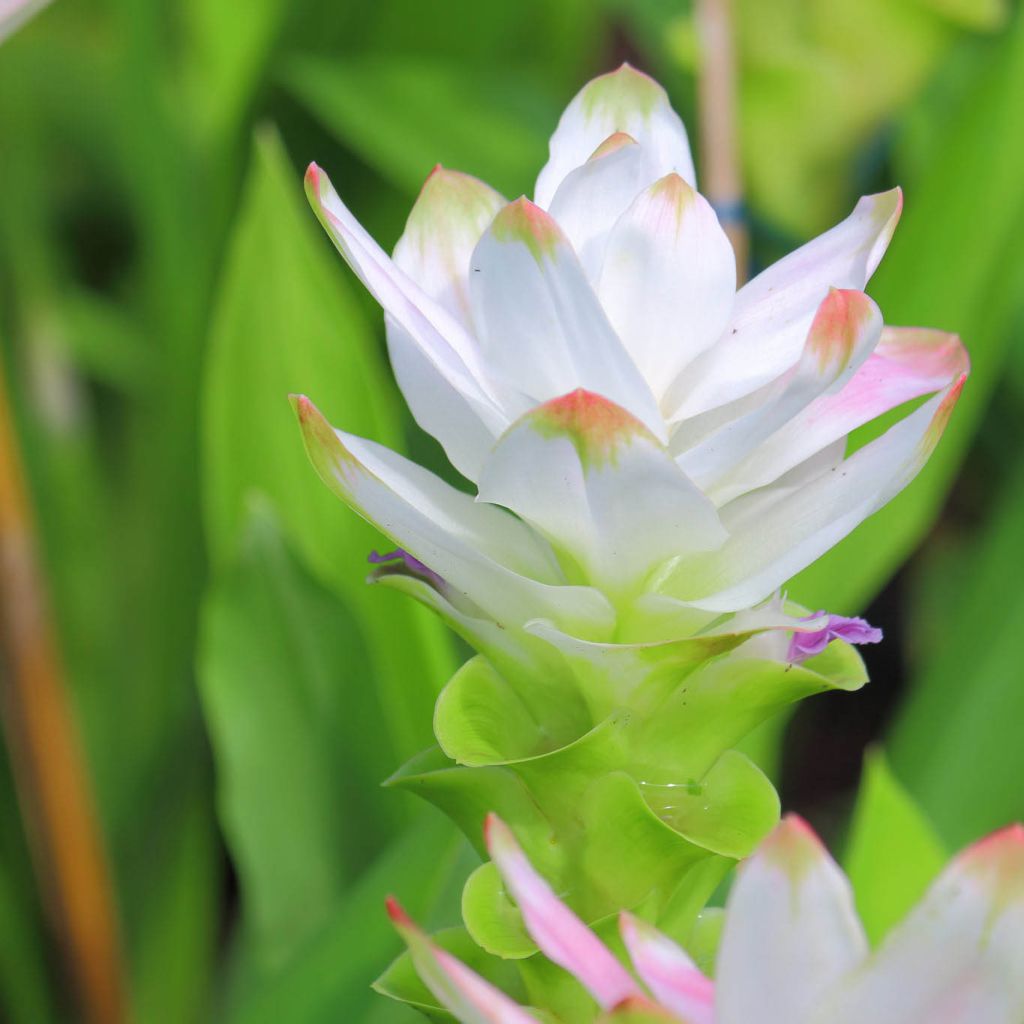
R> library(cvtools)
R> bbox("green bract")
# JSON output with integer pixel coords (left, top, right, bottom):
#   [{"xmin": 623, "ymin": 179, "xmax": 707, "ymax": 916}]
[{"xmin": 383, "ymin": 633, "xmax": 865, "ymax": 964}]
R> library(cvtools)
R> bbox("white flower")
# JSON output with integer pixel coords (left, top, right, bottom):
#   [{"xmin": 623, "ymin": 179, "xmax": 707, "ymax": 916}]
[
  {"xmin": 389, "ymin": 813, "xmax": 1024, "ymax": 1024},
  {"xmin": 293, "ymin": 64, "xmax": 966, "ymax": 700},
  {"xmin": 297, "ymin": 65, "xmax": 964, "ymax": 627}
]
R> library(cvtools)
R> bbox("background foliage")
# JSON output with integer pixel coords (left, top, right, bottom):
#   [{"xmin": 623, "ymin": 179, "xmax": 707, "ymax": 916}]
[{"xmin": 1, "ymin": 1, "xmax": 1022, "ymax": 1021}]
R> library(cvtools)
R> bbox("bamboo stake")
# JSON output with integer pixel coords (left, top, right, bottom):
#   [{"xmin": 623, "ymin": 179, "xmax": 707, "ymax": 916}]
[
  {"xmin": 0, "ymin": 355, "xmax": 128, "ymax": 1024},
  {"xmin": 696, "ymin": 0, "xmax": 749, "ymax": 283}
]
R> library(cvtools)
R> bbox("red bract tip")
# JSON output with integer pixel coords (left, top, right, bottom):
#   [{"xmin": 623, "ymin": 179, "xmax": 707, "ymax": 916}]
[
  {"xmin": 290, "ymin": 393, "xmax": 313, "ymax": 422},
  {"xmin": 483, "ymin": 812, "xmax": 498, "ymax": 848},
  {"xmin": 967, "ymin": 823, "xmax": 1024, "ymax": 859},
  {"xmin": 778, "ymin": 812, "xmax": 819, "ymax": 840},
  {"xmin": 385, "ymin": 895, "xmax": 412, "ymax": 927}
]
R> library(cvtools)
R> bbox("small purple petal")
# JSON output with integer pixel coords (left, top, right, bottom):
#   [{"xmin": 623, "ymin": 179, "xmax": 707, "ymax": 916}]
[
  {"xmin": 788, "ymin": 612, "xmax": 883, "ymax": 664},
  {"xmin": 367, "ymin": 548, "xmax": 445, "ymax": 591}
]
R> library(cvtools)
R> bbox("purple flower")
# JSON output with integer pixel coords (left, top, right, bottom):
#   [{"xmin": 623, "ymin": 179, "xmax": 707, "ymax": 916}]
[{"xmin": 788, "ymin": 613, "xmax": 882, "ymax": 664}]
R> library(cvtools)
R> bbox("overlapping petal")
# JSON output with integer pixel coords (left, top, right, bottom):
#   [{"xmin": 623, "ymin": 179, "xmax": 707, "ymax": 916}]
[
  {"xmin": 305, "ymin": 162, "xmax": 508, "ymax": 477},
  {"xmin": 821, "ymin": 825, "xmax": 1024, "ymax": 1024},
  {"xmin": 468, "ymin": 199, "xmax": 665, "ymax": 440},
  {"xmin": 678, "ymin": 288, "xmax": 882, "ymax": 496},
  {"xmin": 666, "ymin": 189, "xmax": 903, "ymax": 421},
  {"xmin": 706, "ymin": 325, "xmax": 968, "ymax": 504},
  {"xmin": 547, "ymin": 133, "xmax": 660, "ymax": 282},
  {"xmin": 597, "ymin": 174, "xmax": 736, "ymax": 398},
  {"xmin": 393, "ymin": 166, "xmax": 506, "ymax": 329},
  {"xmin": 534, "ymin": 64, "xmax": 696, "ymax": 209},
  {"xmin": 291, "ymin": 394, "xmax": 615, "ymax": 638},
  {"xmin": 661, "ymin": 372, "xmax": 966, "ymax": 611},
  {"xmin": 478, "ymin": 390, "xmax": 725, "ymax": 601}
]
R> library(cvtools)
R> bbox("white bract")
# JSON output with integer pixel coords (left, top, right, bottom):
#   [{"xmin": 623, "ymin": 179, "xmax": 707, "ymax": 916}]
[
  {"xmin": 296, "ymin": 64, "xmax": 966, "ymax": 670},
  {"xmin": 390, "ymin": 814, "xmax": 1024, "ymax": 1024}
]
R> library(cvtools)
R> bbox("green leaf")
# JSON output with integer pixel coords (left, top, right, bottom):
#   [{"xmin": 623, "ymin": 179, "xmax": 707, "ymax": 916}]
[
  {"xmin": 890, "ymin": 461, "xmax": 1024, "ymax": 847},
  {"xmin": 282, "ymin": 56, "xmax": 550, "ymax": 198},
  {"xmin": 199, "ymin": 500, "xmax": 402, "ymax": 970},
  {"xmin": 230, "ymin": 813, "xmax": 472, "ymax": 1024},
  {"xmin": 201, "ymin": 126, "xmax": 454, "ymax": 759},
  {"xmin": 843, "ymin": 750, "xmax": 946, "ymax": 946}
]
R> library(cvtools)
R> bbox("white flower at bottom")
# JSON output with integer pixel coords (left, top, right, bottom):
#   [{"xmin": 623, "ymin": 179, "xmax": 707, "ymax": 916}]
[{"xmin": 389, "ymin": 814, "xmax": 1024, "ymax": 1024}]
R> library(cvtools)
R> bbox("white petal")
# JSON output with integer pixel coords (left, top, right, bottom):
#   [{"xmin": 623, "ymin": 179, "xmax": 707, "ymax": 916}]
[
  {"xmin": 468, "ymin": 199, "xmax": 665, "ymax": 440},
  {"xmin": 291, "ymin": 395, "xmax": 615, "ymax": 638},
  {"xmin": 477, "ymin": 390, "xmax": 725, "ymax": 602},
  {"xmin": 535, "ymin": 64, "xmax": 696, "ymax": 210},
  {"xmin": 715, "ymin": 816, "xmax": 868, "ymax": 1024},
  {"xmin": 392, "ymin": 165, "xmax": 506, "ymax": 330},
  {"xmin": 679, "ymin": 289, "xmax": 882, "ymax": 498},
  {"xmin": 667, "ymin": 189, "xmax": 902, "ymax": 420},
  {"xmin": 821, "ymin": 826, "xmax": 1024, "ymax": 1024},
  {"xmin": 619, "ymin": 913, "xmax": 715, "ymax": 1024},
  {"xmin": 305, "ymin": 163, "xmax": 508, "ymax": 474},
  {"xmin": 546, "ymin": 132, "xmax": 658, "ymax": 281},
  {"xmin": 387, "ymin": 898, "xmax": 541, "ymax": 1024},
  {"xmin": 662, "ymin": 371, "xmax": 965, "ymax": 612},
  {"xmin": 485, "ymin": 815, "xmax": 642, "ymax": 1010},
  {"xmin": 709, "ymin": 325, "xmax": 968, "ymax": 504},
  {"xmin": 384, "ymin": 320, "xmax": 499, "ymax": 481},
  {"xmin": 598, "ymin": 173, "xmax": 736, "ymax": 400}
]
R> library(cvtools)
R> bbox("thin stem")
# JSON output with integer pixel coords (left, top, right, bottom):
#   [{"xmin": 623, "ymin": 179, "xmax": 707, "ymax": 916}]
[
  {"xmin": 696, "ymin": 0, "xmax": 749, "ymax": 283},
  {"xmin": 0, "ymin": 356, "xmax": 129, "ymax": 1024}
]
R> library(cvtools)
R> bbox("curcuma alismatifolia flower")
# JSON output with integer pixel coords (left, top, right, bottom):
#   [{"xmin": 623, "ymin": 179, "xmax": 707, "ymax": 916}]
[
  {"xmin": 295, "ymin": 62, "xmax": 964, "ymax": 679},
  {"xmin": 383, "ymin": 814, "xmax": 1024, "ymax": 1024},
  {"xmin": 293, "ymin": 66, "xmax": 967, "ymax": 926}
]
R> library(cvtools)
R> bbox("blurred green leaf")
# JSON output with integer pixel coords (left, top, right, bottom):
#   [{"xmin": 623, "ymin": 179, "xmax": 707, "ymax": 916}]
[
  {"xmin": 282, "ymin": 56, "xmax": 550, "ymax": 198},
  {"xmin": 843, "ymin": 750, "xmax": 946, "ymax": 946},
  {"xmin": 199, "ymin": 501, "xmax": 398, "ymax": 970},
  {"xmin": 201, "ymin": 126, "xmax": 454, "ymax": 760},
  {"xmin": 890, "ymin": 461, "xmax": 1024, "ymax": 847},
  {"xmin": 791, "ymin": 12, "xmax": 1024, "ymax": 612},
  {"xmin": 180, "ymin": 0, "xmax": 289, "ymax": 148},
  {"xmin": 129, "ymin": 783, "xmax": 221, "ymax": 1024},
  {"xmin": 0, "ymin": 745, "xmax": 56, "ymax": 1024},
  {"xmin": 733, "ymin": 0, "xmax": 1004, "ymax": 234},
  {"xmin": 54, "ymin": 289, "xmax": 151, "ymax": 394},
  {"xmin": 325, "ymin": 0, "xmax": 602, "ymax": 76},
  {"xmin": 230, "ymin": 812, "xmax": 471, "ymax": 1024}
]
